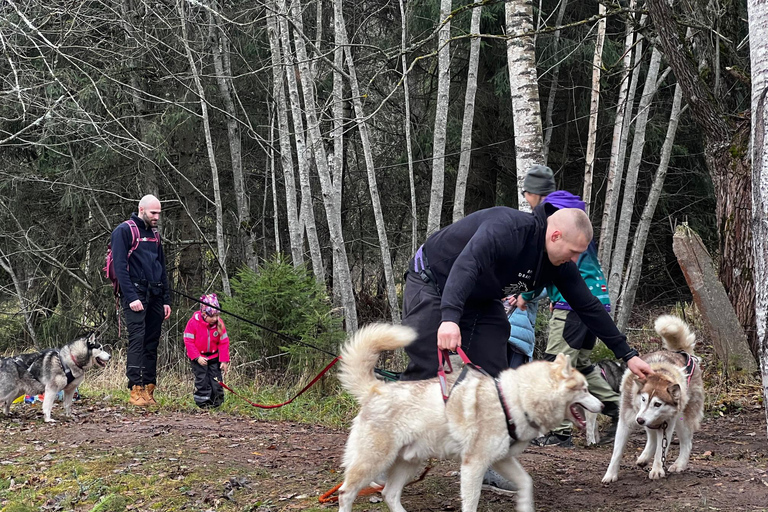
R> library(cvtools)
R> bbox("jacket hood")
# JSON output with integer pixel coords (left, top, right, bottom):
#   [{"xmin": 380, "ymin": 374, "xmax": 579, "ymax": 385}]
[{"xmin": 543, "ymin": 190, "xmax": 586, "ymax": 211}]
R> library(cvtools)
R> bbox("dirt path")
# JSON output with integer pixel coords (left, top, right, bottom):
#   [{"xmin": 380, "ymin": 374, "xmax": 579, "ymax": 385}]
[{"xmin": 1, "ymin": 399, "xmax": 767, "ymax": 511}]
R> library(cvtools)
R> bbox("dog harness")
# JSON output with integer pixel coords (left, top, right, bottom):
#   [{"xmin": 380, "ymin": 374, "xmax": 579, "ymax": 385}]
[
  {"xmin": 438, "ymin": 348, "xmax": 522, "ymax": 442},
  {"xmin": 57, "ymin": 351, "xmax": 78, "ymax": 386},
  {"xmin": 676, "ymin": 351, "xmax": 698, "ymax": 386}
]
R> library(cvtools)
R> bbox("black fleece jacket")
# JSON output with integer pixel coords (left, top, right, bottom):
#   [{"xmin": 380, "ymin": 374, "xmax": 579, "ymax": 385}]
[
  {"xmin": 421, "ymin": 203, "xmax": 633, "ymax": 360},
  {"xmin": 110, "ymin": 213, "xmax": 171, "ymax": 305}
]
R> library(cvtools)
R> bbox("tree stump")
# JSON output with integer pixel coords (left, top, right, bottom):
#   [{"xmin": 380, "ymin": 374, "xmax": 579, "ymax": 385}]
[{"xmin": 672, "ymin": 224, "xmax": 757, "ymax": 374}]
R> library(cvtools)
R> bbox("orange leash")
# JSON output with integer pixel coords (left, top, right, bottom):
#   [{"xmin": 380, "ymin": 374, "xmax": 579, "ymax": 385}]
[{"xmin": 318, "ymin": 466, "xmax": 431, "ymax": 503}]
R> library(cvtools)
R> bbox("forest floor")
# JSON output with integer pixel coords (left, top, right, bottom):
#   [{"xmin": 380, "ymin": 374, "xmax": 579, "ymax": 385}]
[{"xmin": 1, "ymin": 394, "xmax": 767, "ymax": 512}]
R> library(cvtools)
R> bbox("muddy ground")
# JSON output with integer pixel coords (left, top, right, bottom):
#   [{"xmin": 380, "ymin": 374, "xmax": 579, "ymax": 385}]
[{"xmin": 1, "ymin": 397, "xmax": 767, "ymax": 512}]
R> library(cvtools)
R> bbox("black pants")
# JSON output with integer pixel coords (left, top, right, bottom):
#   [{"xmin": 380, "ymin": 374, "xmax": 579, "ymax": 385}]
[
  {"xmin": 191, "ymin": 358, "xmax": 224, "ymax": 408},
  {"xmin": 400, "ymin": 271, "xmax": 511, "ymax": 380},
  {"xmin": 123, "ymin": 285, "xmax": 165, "ymax": 388}
]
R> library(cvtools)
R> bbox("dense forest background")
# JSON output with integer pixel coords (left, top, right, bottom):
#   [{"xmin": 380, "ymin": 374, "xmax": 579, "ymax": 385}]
[{"xmin": 1, "ymin": 0, "xmax": 753, "ymax": 365}]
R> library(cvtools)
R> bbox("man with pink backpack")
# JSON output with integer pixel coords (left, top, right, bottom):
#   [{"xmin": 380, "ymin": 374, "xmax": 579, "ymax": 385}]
[{"xmin": 108, "ymin": 195, "xmax": 171, "ymax": 406}]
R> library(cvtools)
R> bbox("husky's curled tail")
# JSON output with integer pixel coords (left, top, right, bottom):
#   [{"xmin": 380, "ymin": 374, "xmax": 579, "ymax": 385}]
[
  {"xmin": 654, "ymin": 315, "xmax": 696, "ymax": 354},
  {"xmin": 338, "ymin": 324, "xmax": 416, "ymax": 402}
]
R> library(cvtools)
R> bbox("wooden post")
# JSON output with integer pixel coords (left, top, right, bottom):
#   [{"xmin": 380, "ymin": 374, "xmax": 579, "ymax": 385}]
[{"xmin": 672, "ymin": 224, "xmax": 757, "ymax": 374}]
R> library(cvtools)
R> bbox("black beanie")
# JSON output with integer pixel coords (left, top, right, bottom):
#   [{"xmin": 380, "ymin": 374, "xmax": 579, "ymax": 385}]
[{"xmin": 523, "ymin": 164, "xmax": 556, "ymax": 195}]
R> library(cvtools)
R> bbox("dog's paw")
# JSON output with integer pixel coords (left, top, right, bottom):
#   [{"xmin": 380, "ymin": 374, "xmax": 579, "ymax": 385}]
[
  {"xmin": 648, "ymin": 467, "xmax": 666, "ymax": 480},
  {"xmin": 635, "ymin": 456, "xmax": 651, "ymax": 468},
  {"xmin": 44, "ymin": 418, "xmax": 57, "ymax": 423},
  {"xmin": 667, "ymin": 462, "xmax": 687, "ymax": 473},
  {"xmin": 601, "ymin": 472, "xmax": 618, "ymax": 484}
]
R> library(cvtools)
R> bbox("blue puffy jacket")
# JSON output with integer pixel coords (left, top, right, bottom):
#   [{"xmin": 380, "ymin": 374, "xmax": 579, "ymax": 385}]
[{"xmin": 507, "ymin": 290, "xmax": 546, "ymax": 360}]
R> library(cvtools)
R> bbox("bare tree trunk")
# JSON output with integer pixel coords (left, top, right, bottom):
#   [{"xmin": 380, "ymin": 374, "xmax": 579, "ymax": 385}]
[
  {"xmin": 615, "ymin": 84, "xmax": 685, "ymax": 331},
  {"xmin": 330, "ymin": 0, "xmax": 345, "ymax": 306},
  {"xmin": 266, "ymin": 5, "xmax": 303, "ymax": 266},
  {"xmin": 541, "ymin": 0, "xmax": 569, "ymax": 165},
  {"xmin": 276, "ymin": 0, "xmax": 325, "ymax": 282},
  {"xmin": 747, "ymin": 0, "xmax": 768, "ymax": 434},
  {"xmin": 398, "ymin": 0, "xmax": 418, "ymax": 256},
  {"xmin": 582, "ymin": 4, "xmax": 606, "ymax": 216},
  {"xmin": 599, "ymin": 10, "xmax": 645, "ymax": 271},
  {"xmin": 288, "ymin": 0, "xmax": 357, "ymax": 330},
  {"xmin": 178, "ymin": 0, "xmax": 231, "ymax": 296},
  {"xmin": 0, "ymin": 252, "xmax": 38, "ymax": 346},
  {"xmin": 607, "ymin": 46, "xmax": 663, "ymax": 308},
  {"xmin": 453, "ymin": 0, "xmax": 482, "ymax": 222},
  {"xmin": 269, "ymin": 108, "xmax": 281, "ymax": 256},
  {"xmin": 208, "ymin": 8, "xmax": 255, "ymax": 270},
  {"xmin": 334, "ymin": 0, "xmax": 400, "ymax": 323},
  {"xmin": 426, "ymin": 0, "xmax": 452, "ymax": 235},
  {"xmin": 506, "ymin": 0, "xmax": 544, "ymax": 212}
]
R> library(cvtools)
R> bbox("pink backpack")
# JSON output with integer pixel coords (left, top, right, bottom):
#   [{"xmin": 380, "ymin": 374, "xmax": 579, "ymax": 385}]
[{"xmin": 103, "ymin": 220, "xmax": 159, "ymax": 296}]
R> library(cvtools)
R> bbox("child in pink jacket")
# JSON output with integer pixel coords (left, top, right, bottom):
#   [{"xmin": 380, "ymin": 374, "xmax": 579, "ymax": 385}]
[{"xmin": 183, "ymin": 294, "xmax": 230, "ymax": 408}]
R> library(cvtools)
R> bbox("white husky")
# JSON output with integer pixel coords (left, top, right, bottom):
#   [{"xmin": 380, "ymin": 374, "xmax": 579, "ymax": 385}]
[
  {"xmin": 602, "ymin": 315, "xmax": 704, "ymax": 482},
  {"xmin": 337, "ymin": 323, "xmax": 603, "ymax": 512}
]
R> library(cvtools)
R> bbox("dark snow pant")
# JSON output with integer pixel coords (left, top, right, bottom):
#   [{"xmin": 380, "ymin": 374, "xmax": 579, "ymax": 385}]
[
  {"xmin": 191, "ymin": 358, "xmax": 225, "ymax": 408},
  {"xmin": 123, "ymin": 283, "xmax": 165, "ymax": 389},
  {"xmin": 400, "ymin": 270, "xmax": 511, "ymax": 381}
]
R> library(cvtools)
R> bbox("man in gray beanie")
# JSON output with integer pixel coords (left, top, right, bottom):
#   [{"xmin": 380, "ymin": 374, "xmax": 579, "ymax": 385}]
[{"xmin": 522, "ymin": 164, "xmax": 556, "ymax": 208}]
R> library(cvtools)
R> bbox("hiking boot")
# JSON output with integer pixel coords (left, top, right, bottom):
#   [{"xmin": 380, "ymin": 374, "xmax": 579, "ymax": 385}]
[
  {"xmin": 145, "ymin": 383, "xmax": 158, "ymax": 405},
  {"xmin": 129, "ymin": 385, "xmax": 149, "ymax": 406},
  {"xmin": 481, "ymin": 469, "xmax": 517, "ymax": 496},
  {"xmin": 534, "ymin": 432, "xmax": 573, "ymax": 447}
]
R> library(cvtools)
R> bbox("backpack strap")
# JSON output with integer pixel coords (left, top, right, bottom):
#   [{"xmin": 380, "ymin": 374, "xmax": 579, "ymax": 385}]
[{"xmin": 125, "ymin": 220, "xmax": 141, "ymax": 260}]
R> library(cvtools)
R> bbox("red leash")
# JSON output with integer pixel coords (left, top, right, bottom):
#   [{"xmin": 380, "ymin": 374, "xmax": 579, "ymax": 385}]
[
  {"xmin": 437, "ymin": 347, "xmax": 475, "ymax": 402},
  {"xmin": 215, "ymin": 356, "xmax": 341, "ymax": 409}
]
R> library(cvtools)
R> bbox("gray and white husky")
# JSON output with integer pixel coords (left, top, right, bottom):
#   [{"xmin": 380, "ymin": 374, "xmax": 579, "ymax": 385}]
[
  {"xmin": 0, "ymin": 334, "xmax": 110, "ymax": 422},
  {"xmin": 602, "ymin": 315, "xmax": 704, "ymax": 482}
]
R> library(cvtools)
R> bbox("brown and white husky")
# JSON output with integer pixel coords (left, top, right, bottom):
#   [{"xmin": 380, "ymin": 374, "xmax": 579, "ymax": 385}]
[{"xmin": 602, "ymin": 315, "xmax": 704, "ymax": 482}]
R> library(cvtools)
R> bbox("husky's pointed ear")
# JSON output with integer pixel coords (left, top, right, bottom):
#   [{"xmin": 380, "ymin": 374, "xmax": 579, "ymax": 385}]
[
  {"xmin": 667, "ymin": 383, "xmax": 681, "ymax": 401},
  {"xmin": 554, "ymin": 353, "xmax": 572, "ymax": 376}
]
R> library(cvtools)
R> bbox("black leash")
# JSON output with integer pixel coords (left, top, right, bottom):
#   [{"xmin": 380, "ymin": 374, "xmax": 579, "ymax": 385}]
[{"xmin": 171, "ymin": 288, "xmax": 400, "ymax": 381}]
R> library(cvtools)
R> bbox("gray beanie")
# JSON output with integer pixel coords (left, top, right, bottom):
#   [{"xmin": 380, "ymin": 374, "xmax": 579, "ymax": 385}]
[{"xmin": 523, "ymin": 164, "xmax": 556, "ymax": 195}]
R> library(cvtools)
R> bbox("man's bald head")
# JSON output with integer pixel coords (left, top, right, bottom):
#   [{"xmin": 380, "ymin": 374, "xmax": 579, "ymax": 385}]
[
  {"xmin": 545, "ymin": 208, "xmax": 593, "ymax": 266},
  {"xmin": 138, "ymin": 195, "xmax": 161, "ymax": 228}
]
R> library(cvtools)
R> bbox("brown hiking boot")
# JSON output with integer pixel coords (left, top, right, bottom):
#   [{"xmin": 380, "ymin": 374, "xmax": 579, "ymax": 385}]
[
  {"xmin": 145, "ymin": 383, "xmax": 158, "ymax": 405},
  {"xmin": 129, "ymin": 385, "xmax": 149, "ymax": 406}
]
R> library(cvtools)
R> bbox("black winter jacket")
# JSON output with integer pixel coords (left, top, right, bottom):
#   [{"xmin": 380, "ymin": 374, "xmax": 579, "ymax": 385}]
[
  {"xmin": 420, "ymin": 203, "xmax": 633, "ymax": 360},
  {"xmin": 110, "ymin": 213, "xmax": 171, "ymax": 305}
]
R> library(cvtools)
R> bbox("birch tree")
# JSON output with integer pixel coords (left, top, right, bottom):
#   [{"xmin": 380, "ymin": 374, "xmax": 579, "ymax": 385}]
[
  {"xmin": 599, "ymin": 10, "xmax": 645, "ymax": 271},
  {"xmin": 178, "ymin": 0, "xmax": 231, "ymax": 296},
  {"xmin": 276, "ymin": 0, "xmax": 326, "ymax": 282},
  {"xmin": 398, "ymin": 0, "xmax": 418, "ymax": 255},
  {"xmin": 582, "ymin": 3, "xmax": 606, "ymax": 215},
  {"xmin": 615, "ymin": 83, "xmax": 686, "ymax": 331},
  {"xmin": 287, "ymin": 0, "xmax": 357, "ymax": 330},
  {"xmin": 506, "ymin": 0, "xmax": 545, "ymax": 211},
  {"xmin": 607, "ymin": 46, "xmax": 664, "ymax": 308},
  {"xmin": 747, "ymin": 0, "xmax": 768, "ymax": 432},
  {"xmin": 266, "ymin": 5, "xmax": 304, "ymax": 266},
  {"xmin": 333, "ymin": 0, "xmax": 400, "ymax": 322},
  {"xmin": 453, "ymin": 0, "xmax": 482, "ymax": 222},
  {"xmin": 426, "ymin": 0, "xmax": 452, "ymax": 235}
]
